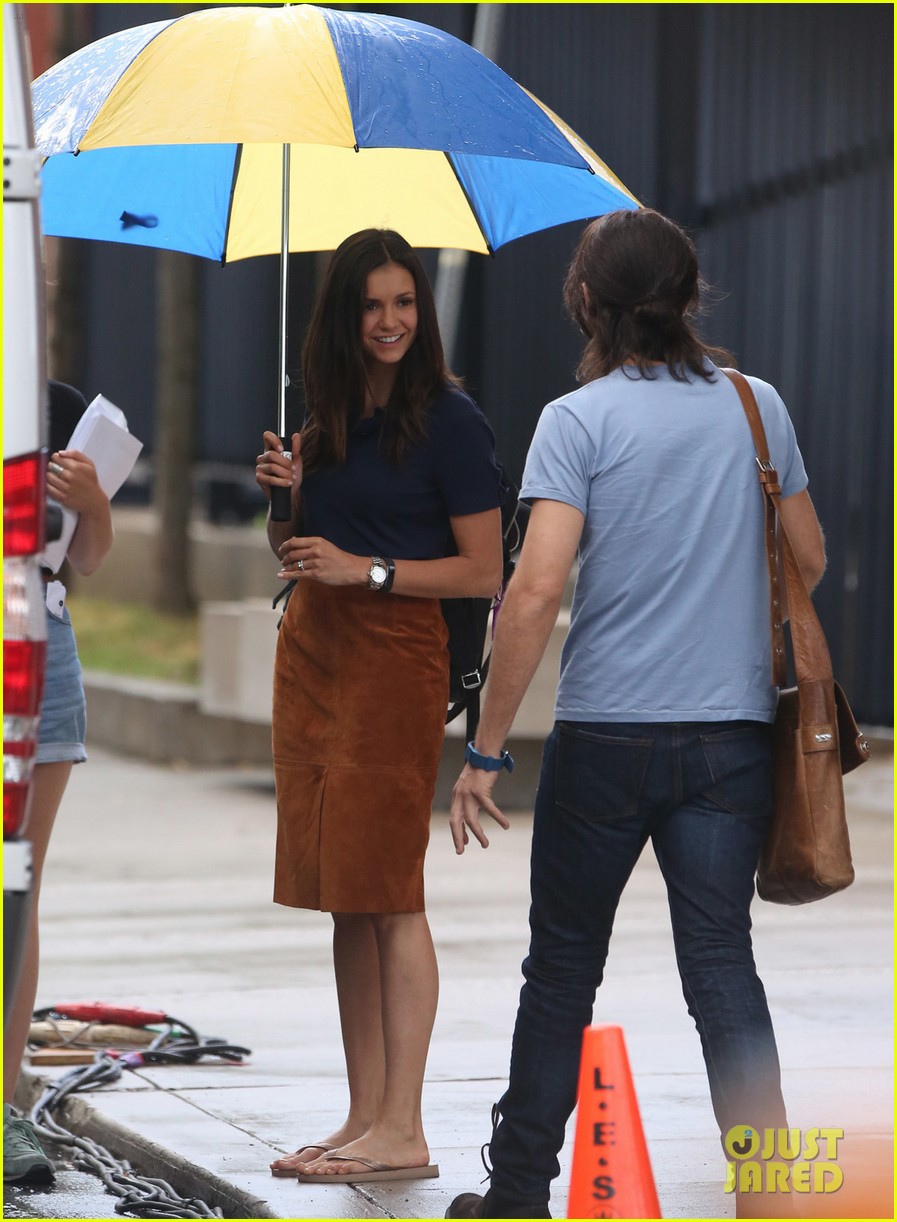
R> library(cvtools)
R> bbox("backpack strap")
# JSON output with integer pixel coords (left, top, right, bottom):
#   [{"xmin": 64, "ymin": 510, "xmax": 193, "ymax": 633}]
[
  {"xmin": 465, "ymin": 687, "xmax": 481, "ymax": 743},
  {"xmin": 272, "ymin": 577, "xmax": 296, "ymax": 629}
]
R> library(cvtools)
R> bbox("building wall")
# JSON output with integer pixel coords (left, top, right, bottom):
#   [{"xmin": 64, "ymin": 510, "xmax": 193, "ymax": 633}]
[{"xmin": 693, "ymin": 3, "xmax": 893, "ymax": 727}]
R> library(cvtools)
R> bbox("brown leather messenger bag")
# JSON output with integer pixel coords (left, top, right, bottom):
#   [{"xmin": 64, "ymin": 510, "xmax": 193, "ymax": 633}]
[{"xmin": 723, "ymin": 368, "xmax": 870, "ymax": 904}]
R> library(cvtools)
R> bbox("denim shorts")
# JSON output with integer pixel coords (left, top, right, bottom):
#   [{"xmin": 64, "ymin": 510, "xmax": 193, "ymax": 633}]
[{"xmin": 36, "ymin": 601, "xmax": 87, "ymax": 764}]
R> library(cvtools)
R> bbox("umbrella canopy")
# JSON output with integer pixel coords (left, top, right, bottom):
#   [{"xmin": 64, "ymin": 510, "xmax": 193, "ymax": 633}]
[{"xmin": 32, "ymin": 3, "xmax": 639, "ymax": 261}]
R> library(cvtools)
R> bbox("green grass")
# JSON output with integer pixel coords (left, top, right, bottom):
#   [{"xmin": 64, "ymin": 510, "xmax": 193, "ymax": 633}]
[{"xmin": 65, "ymin": 596, "xmax": 200, "ymax": 685}]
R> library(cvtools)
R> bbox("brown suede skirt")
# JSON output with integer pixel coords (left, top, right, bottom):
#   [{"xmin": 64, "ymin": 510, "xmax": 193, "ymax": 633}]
[{"xmin": 272, "ymin": 580, "xmax": 449, "ymax": 913}]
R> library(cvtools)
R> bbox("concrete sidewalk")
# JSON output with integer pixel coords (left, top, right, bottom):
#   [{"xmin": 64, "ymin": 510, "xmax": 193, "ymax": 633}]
[{"xmin": 21, "ymin": 746, "xmax": 894, "ymax": 1220}]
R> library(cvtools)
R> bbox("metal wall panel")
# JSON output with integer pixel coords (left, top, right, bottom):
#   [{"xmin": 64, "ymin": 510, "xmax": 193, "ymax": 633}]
[
  {"xmin": 693, "ymin": 4, "xmax": 892, "ymax": 722},
  {"xmin": 459, "ymin": 4, "xmax": 662, "ymax": 479}
]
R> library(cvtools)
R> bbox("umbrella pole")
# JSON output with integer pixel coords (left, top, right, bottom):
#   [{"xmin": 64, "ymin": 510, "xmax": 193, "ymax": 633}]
[{"xmin": 270, "ymin": 142, "xmax": 292, "ymax": 521}]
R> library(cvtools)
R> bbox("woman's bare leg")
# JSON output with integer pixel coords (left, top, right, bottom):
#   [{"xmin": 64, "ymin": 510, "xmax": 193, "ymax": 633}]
[
  {"xmin": 301, "ymin": 910, "xmax": 438, "ymax": 1174},
  {"xmin": 4, "ymin": 762, "xmax": 73, "ymax": 1102},
  {"xmin": 271, "ymin": 912, "xmax": 386, "ymax": 1172}
]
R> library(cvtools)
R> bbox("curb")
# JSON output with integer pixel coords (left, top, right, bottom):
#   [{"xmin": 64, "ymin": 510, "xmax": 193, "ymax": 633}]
[
  {"xmin": 82, "ymin": 671, "xmax": 274, "ymax": 769},
  {"xmin": 18, "ymin": 1070, "xmax": 277, "ymax": 1220},
  {"xmin": 81, "ymin": 670, "xmax": 552, "ymax": 806},
  {"xmin": 83, "ymin": 672, "xmax": 894, "ymax": 770}
]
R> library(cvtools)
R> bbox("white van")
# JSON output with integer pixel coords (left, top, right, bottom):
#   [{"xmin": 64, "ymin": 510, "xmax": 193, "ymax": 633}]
[{"xmin": 3, "ymin": 2, "xmax": 48, "ymax": 1017}]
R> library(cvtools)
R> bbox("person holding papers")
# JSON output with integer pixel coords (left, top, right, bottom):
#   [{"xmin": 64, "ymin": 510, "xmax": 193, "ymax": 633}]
[
  {"xmin": 3, "ymin": 381, "xmax": 113, "ymax": 1184},
  {"xmin": 44, "ymin": 383, "xmax": 115, "ymax": 575}
]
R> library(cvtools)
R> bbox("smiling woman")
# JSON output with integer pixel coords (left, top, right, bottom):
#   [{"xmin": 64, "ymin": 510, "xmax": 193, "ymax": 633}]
[{"xmin": 253, "ymin": 228, "xmax": 504, "ymax": 1185}]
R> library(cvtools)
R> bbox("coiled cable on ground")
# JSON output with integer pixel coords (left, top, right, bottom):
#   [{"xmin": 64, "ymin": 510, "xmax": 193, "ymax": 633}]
[{"xmin": 30, "ymin": 1054, "xmax": 224, "ymax": 1218}]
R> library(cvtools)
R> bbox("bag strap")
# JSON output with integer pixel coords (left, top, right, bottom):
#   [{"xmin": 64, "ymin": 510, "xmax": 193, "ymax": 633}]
[{"xmin": 722, "ymin": 369, "xmax": 834, "ymax": 690}]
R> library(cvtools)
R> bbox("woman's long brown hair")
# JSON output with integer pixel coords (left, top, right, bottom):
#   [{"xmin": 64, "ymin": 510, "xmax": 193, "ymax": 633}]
[{"xmin": 300, "ymin": 229, "xmax": 458, "ymax": 470}]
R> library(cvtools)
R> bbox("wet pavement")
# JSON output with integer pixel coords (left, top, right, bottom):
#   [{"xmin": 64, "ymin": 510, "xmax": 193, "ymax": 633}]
[
  {"xmin": 5, "ymin": 1168, "xmax": 119, "ymax": 1220},
  {"xmin": 13, "ymin": 744, "xmax": 894, "ymax": 1219},
  {"xmin": 4, "ymin": 1130, "xmax": 118, "ymax": 1222}
]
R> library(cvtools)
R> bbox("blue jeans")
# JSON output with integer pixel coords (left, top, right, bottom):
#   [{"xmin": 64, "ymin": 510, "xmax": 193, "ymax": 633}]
[{"xmin": 487, "ymin": 720, "xmax": 786, "ymax": 1212}]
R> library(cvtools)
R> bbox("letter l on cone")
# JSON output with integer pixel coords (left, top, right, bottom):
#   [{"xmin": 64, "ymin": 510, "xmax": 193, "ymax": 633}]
[{"xmin": 567, "ymin": 1025, "xmax": 661, "ymax": 1219}]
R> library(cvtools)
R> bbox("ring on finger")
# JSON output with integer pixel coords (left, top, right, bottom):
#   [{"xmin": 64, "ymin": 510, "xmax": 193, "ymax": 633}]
[
  {"xmin": 295, "ymin": 558, "xmax": 304, "ymax": 571},
  {"xmin": 49, "ymin": 461, "xmax": 64, "ymax": 476}
]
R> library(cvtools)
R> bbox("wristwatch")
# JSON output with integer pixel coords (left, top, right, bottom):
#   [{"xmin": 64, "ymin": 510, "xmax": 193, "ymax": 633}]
[
  {"xmin": 465, "ymin": 741, "xmax": 515, "ymax": 773},
  {"xmin": 368, "ymin": 556, "xmax": 395, "ymax": 592},
  {"xmin": 368, "ymin": 557, "xmax": 388, "ymax": 590}
]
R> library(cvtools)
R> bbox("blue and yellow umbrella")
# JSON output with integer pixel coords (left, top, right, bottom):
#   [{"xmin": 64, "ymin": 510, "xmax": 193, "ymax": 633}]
[
  {"xmin": 33, "ymin": 3, "xmax": 639, "ymax": 456},
  {"xmin": 33, "ymin": 3, "xmax": 639, "ymax": 260}
]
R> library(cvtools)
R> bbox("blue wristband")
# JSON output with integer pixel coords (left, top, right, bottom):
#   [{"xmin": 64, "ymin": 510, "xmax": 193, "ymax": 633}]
[{"xmin": 465, "ymin": 742, "xmax": 515, "ymax": 773}]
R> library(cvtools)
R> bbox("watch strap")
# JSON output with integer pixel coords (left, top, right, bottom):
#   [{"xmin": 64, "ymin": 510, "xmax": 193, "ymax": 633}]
[{"xmin": 465, "ymin": 741, "xmax": 515, "ymax": 773}]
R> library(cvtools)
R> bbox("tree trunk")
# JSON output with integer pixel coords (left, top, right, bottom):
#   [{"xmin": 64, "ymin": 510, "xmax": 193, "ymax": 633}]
[{"xmin": 152, "ymin": 250, "xmax": 199, "ymax": 614}]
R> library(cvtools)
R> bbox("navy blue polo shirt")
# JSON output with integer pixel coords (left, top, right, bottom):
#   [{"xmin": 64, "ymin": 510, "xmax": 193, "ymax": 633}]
[{"xmin": 301, "ymin": 385, "xmax": 502, "ymax": 559}]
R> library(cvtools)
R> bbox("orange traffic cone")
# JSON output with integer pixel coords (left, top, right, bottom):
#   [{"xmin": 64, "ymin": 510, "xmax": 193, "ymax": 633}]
[{"xmin": 567, "ymin": 1025, "xmax": 661, "ymax": 1219}]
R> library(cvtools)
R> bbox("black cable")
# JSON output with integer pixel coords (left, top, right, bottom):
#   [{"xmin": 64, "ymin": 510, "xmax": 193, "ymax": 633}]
[{"xmin": 30, "ymin": 1054, "xmax": 224, "ymax": 1218}]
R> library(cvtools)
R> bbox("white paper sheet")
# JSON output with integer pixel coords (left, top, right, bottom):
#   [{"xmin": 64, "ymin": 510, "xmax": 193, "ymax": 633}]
[{"xmin": 40, "ymin": 394, "xmax": 143, "ymax": 573}]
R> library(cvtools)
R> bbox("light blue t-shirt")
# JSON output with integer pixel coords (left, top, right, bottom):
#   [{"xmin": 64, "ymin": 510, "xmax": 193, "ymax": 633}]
[{"xmin": 520, "ymin": 363, "xmax": 808, "ymax": 724}]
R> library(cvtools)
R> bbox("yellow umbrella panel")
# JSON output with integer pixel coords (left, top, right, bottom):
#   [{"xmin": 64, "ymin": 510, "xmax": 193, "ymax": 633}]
[{"xmin": 229, "ymin": 144, "xmax": 493, "ymax": 261}]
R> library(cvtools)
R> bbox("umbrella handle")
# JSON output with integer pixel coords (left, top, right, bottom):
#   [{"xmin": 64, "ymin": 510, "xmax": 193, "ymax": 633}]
[
  {"xmin": 271, "ymin": 486, "xmax": 293, "ymax": 522},
  {"xmin": 270, "ymin": 439, "xmax": 293, "ymax": 522}
]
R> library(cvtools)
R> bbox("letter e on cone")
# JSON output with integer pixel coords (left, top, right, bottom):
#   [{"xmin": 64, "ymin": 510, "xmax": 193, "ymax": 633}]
[{"xmin": 567, "ymin": 1025, "xmax": 661, "ymax": 1218}]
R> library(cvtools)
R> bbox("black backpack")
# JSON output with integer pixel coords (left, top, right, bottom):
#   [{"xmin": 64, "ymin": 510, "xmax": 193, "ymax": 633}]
[{"xmin": 442, "ymin": 466, "xmax": 528, "ymax": 742}]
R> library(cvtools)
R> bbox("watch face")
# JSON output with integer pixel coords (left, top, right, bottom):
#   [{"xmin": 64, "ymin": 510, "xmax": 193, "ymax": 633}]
[{"xmin": 370, "ymin": 562, "xmax": 388, "ymax": 587}]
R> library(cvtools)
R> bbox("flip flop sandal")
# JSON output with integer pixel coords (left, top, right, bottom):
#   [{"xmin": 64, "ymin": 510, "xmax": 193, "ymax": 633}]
[
  {"xmin": 296, "ymin": 1154, "xmax": 439, "ymax": 1183},
  {"xmin": 270, "ymin": 1143, "xmax": 337, "ymax": 1178}
]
